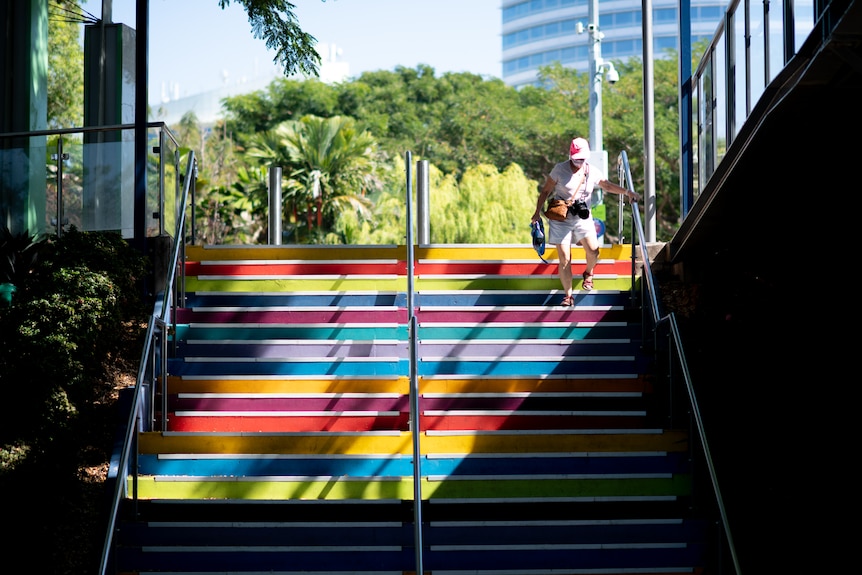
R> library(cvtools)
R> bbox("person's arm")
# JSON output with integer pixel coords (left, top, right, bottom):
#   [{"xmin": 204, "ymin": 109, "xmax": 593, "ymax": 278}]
[
  {"xmin": 532, "ymin": 176, "xmax": 556, "ymax": 223},
  {"xmin": 597, "ymin": 178, "xmax": 641, "ymax": 203}
]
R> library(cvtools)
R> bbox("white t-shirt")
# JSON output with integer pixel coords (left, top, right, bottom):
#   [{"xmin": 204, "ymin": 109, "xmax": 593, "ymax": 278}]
[{"xmin": 549, "ymin": 160, "xmax": 605, "ymax": 204}]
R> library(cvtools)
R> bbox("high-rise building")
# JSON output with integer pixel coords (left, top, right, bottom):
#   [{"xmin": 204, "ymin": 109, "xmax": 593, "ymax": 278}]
[{"xmin": 501, "ymin": 0, "xmax": 729, "ymax": 88}]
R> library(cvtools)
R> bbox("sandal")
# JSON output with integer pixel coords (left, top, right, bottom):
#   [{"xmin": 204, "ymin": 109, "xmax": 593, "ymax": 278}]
[
  {"xmin": 560, "ymin": 294, "xmax": 574, "ymax": 307},
  {"xmin": 582, "ymin": 271, "xmax": 594, "ymax": 291}
]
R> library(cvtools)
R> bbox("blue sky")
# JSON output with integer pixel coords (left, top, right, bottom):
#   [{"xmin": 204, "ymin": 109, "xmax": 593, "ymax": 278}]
[{"xmin": 81, "ymin": 0, "xmax": 502, "ymax": 105}]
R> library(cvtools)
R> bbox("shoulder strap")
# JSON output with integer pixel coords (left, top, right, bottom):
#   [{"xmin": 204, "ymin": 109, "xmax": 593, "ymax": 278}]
[
  {"xmin": 571, "ymin": 165, "xmax": 587, "ymax": 203},
  {"xmin": 578, "ymin": 162, "xmax": 590, "ymax": 198}
]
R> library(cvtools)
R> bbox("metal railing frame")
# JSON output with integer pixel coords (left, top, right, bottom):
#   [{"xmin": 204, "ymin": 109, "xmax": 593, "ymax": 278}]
[
  {"xmin": 95, "ymin": 148, "xmax": 195, "ymax": 575},
  {"xmin": 1, "ymin": 122, "xmax": 180, "ymax": 243},
  {"xmin": 619, "ymin": 149, "xmax": 741, "ymax": 574}
]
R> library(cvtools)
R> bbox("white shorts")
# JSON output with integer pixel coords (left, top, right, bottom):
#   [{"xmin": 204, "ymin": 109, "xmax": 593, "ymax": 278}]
[{"xmin": 547, "ymin": 213, "xmax": 596, "ymax": 246}]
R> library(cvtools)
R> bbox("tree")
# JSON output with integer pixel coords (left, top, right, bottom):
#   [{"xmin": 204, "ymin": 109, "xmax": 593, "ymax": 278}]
[
  {"xmin": 601, "ymin": 52, "xmax": 683, "ymax": 240},
  {"xmin": 430, "ymin": 162, "xmax": 538, "ymax": 244},
  {"xmin": 219, "ymin": 0, "xmax": 322, "ymax": 79},
  {"xmin": 48, "ymin": 0, "xmax": 85, "ymax": 128},
  {"xmin": 215, "ymin": 55, "xmax": 694, "ymax": 244},
  {"xmin": 245, "ymin": 115, "xmax": 377, "ymax": 243}
]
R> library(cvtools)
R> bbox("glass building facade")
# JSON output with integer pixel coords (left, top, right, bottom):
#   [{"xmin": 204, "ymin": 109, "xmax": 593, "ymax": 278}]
[{"xmin": 502, "ymin": 0, "xmax": 729, "ymax": 88}]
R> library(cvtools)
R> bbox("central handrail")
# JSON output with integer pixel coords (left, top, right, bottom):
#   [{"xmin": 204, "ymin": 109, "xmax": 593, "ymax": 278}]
[{"xmin": 404, "ymin": 151, "xmax": 425, "ymax": 575}]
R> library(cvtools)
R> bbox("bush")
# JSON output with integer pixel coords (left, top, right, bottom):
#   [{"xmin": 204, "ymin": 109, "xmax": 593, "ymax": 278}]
[
  {"xmin": 0, "ymin": 224, "xmax": 46, "ymax": 287},
  {"xmin": 0, "ymin": 228, "xmax": 150, "ymax": 448}
]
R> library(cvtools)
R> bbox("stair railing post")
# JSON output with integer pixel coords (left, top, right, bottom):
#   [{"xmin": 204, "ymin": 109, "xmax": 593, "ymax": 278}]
[
  {"xmin": 416, "ymin": 159, "xmax": 430, "ymax": 245},
  {"xmin": 268, "ymin": 166, "xmax": 282, "ymax": 245}
]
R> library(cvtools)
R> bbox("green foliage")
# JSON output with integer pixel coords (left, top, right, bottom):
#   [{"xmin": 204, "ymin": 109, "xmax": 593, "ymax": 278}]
[
  {"xmin": 0, "ymin": 224, "xmax": 47, "ymax": 286},
  {"xmin": 431, "ymin": 163, "xmax": 539, "ymax": 244},
  {"xmin": 242, "ymin": 115, "xmax": 378, "ymax": 244},
  {"xmin": 47, "ymin": 1, "xmax": 84, "ymax": 128},
  {"xmin": 0, "ymin": 229, "xmax": 149, "ymax": 448},
  {"xmin": 209, "ymin": 50, "xmax": 692, "ymax": 244},
  {"xmin": 220, "ymin": 0, "xmax": 321, "ymax": 78}
]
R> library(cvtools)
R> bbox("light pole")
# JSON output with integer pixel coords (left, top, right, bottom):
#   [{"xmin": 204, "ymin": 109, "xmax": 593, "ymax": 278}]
[
  {"xmin": 579, "ymin": 0, "xmax": 620, "ymax": 244},
  {"xmin": 579, "ymin": 0, "xmax": 619, "ymax": 173}
]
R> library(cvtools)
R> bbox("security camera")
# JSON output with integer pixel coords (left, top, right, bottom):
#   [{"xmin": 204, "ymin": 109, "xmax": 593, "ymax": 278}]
[{"xmin": 606, "ymin": 64, "xmax": 620, "ymax": 84}]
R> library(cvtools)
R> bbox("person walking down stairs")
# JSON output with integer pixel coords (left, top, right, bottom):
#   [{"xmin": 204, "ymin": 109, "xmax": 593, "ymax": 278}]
[{"xmin": 531, "ymin": 137, "xmax": 640, "ymax": 305}]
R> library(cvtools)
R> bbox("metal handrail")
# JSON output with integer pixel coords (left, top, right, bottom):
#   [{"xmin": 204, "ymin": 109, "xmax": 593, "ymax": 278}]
[
  {"xmin": 619, "ymin": 150, "xmax": 741, "ymax": 574},
  {"xmin": 97, "ymin": 149, "xmax": 196, "ymax": 575}
]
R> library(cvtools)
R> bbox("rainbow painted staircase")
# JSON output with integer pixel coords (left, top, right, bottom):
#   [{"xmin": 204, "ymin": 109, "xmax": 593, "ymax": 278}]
[{"xmin": 112, "ymin": 243, "xmax": 708, "ymax": 574}]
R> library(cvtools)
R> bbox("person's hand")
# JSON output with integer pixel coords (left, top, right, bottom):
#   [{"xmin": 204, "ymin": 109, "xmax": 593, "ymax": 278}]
[{"xmin": 628, "ymin": 191, "xmax": 641, "ymax": 202}]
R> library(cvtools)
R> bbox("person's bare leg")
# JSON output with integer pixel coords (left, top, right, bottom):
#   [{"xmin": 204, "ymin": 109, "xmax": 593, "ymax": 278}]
[
  {"xmin": 557, "ymin": 242, "xmax": 572, "ymax": 299},
  {"xmin": 581, "ymin": 234, "xmax": 599, "ymax": 290}
]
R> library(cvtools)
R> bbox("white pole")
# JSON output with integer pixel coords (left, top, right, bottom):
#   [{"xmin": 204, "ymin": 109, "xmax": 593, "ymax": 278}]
[
  {"xmin": 588, "ymin": 0, "xmax": 602, "ymax": 154},
  {"xmin": 643, "ymin": 0, "xmax": 656, "ymax": 242},
  {"xmin": 268, "ymin": 166, "xmax": 282, "ymax": 245}
]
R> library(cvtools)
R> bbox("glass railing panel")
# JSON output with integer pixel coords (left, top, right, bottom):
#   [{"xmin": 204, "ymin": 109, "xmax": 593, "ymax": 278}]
[
  {"xmin": 732, "ymin": 7, "xmax": 748, "ymax": 135},
  {"xmin": 159, "ymin": 136, "xmax": 181, "ymax": 238},
  {"xmin": 714, "ymin": 31, "xmax": 728, "ymax": 167},
  {"xmin": 2, "ymin": 123, "xmax": 179, "ymax": 241},
  {"xmin": 692, "ymin": 85, "xmax": 700, "ymax": 199},
  {"xmin": 794, "ymin": 0, "xmax": 816, "ymax": 51},
  {"xmin": 748, "ymin": 0, "xmax": 768, "ymax": 110},
  {"xmin": 1, "ymin": 135, "xmax": 50, "ymax": 236},
  {"xmin": 768, "ymin": 0, "xmax": 786, "ymax": 83},
  {"xmin": 698, "ymin": 55, "xmax": 716, "ymax": 190},
  {"xmin": 81, "ymin": 130, "xmax": 135, "ymax": 236},
  {"xmin": 145, "ymin": 128, "xmax": 164, "ymax": 238}
]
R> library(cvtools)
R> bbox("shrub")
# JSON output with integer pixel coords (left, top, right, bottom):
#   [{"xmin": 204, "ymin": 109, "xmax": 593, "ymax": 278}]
[
  {"xmin": 0, "ymin": 224, "xmax": 46, "ymax": 287},
  {"xmin": 0, "ymin": 228, "xmax": 150, "ymax": 448}
]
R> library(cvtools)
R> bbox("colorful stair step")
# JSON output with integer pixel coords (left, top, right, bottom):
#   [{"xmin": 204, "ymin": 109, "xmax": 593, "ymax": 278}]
[
  {"xmin": 175, "ymin": 307, "xmax": 408, "ymax": 323},
  {"xmin": 185, "ymin": 260, "xmax": 407, "ymax": 276},
  {"xmin": 412, "ymin": 259, "xmax": 632, "ymax": 275},
  {"xmin": 414, "ymin": 274, "xmax": 632, "ymax": 291},
  {"xmin": 130, "ymin": 474, "xmax": 691, "ymax": 501},
  {"xmin": 183, "ymin": 291, "xmax": 407, "ymax": 307},
  {"xmin": 166, "ymin": 357, "xmax": 410, "ymax": 377},
  {"xmin": 166, "ymin": 376, "xmax": 410, "ymax": 393},
  {"xmin": 167, "ymin": 412, "xmax": 410, "ymax": 432},
  {"xmin": 415, "ymin": 306, "xmax": 636, "ymax": 323},
  {"xmin": 175, "ymin": 340, "xmax": 410, "ymax": 358},
  {"xmin": 416, "ymin": 323, "xmax": 639, "ymax": 340},
  {"xmin": 184, "ymin": 276, "xmax": 408, "ymax": 292},
  {"xmin": 413, "ymin": 244, "xmax": 632, "ymax": 261},
  {"xmin": 175, "ymin": 324, "xmax": 410, "ymax": 341},
  {"xmin": 183, "ymin": 289, "xmax": 632, "ymax": 307},
  {"xmin": 418, "ymin": 375, "xmax": 653, "ymax": 393},
  {"xmin": 168, "ymin": 392, "xmax": 410, "ymax": 411},
  {"xmin": 137, "ymin": 452, "xmax": 690, "ymax": 477},
  {"xmin": 138, "ymin": 429, "xmax": 688, "ymax": 455},
  {"xmin": 186, "ymin": 244, "xmax": 408, "ymax": 261}
]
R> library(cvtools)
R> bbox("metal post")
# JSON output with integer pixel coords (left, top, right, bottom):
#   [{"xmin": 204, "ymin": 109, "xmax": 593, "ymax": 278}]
[
  {"xmin": 133, "ymin": 0, "xmax": 148, "ymax": 254},
  {"xmin": 643, "ymin": 0, "xmax": 656, "ymax": 242},
  {"xmin": 405, "ymin": 151, "xmax": 424, "ymax": 575},
  {"xmin": 679, "ymin": 0, "xmax": 694, "ymax": 217},
  {"xmin": 158, "ymin": 128, "xmax": 166, "ymax": 236},
  {"xmin": 55, "ymin": 137, "xmax": 65, "ymax": 237},
  {"xmin": 588, "ymin": 0, "xmax": 603, "ymax": 154},
  {"xmin": 268, "ymin": 166, "xmax": 282, "ymax": 245},
  {"xmin": 416, "ymin": 160, "xmax": 430, "ymax": 245}
]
